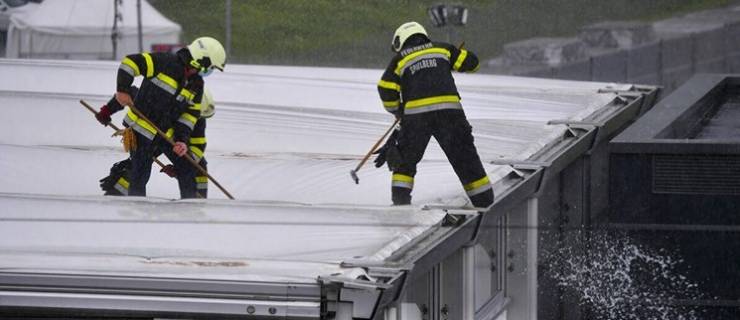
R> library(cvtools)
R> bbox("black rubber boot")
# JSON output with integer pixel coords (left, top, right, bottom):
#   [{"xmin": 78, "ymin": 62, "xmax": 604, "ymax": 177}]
[
  {"xmin": 470, "ymin": 189, "xmax": 494, "ymax": 209},
  {"xmin": 100, "ymin": 159, "xmax": 131, "ymax": 196},
  {"xmin": 392, "ymin": 186, "xmax": 412, "ymax": 205}
]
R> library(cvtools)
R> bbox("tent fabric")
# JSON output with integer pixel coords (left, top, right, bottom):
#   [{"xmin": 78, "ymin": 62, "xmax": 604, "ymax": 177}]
[
  {"xmin": 0, "ymin": 59, "xmax": 631, "ymax": 283},
  {"xmin": 0, "ymin": 59, "xmax": 621, "ymax": 206},
  {"xmin": 5, "ymin": 0, "xmax": 180, "ymax": 59}
]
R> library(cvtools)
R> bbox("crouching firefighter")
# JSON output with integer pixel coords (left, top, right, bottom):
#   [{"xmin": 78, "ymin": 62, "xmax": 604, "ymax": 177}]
[
  {"xmin": 374, "ymin": 21, "xmax": 494, "ymax": 208},
  {"xmin": 95, "ymin": 36, "xmax": 225, "ymax": 198},
  {"xmin": 99, "ymin": 88, "xmax": 216, "ymax": 198}
]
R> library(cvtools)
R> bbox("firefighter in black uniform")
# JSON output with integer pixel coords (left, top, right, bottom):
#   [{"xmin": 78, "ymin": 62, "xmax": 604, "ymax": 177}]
[
  {"xmin": 99, "ymin": 88, "xmax": 215, "ymax": 198},
  {"xmin": 95, "ymin": 36, "xmax": 226, "ymax": 198},
  {"xmin": 375, "ymin": 21, "xmax": 494, "ymax": 208}
]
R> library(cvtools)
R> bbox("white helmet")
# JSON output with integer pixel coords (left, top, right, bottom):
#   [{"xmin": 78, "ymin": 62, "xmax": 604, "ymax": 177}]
[
  {"xmin": 187, "ymin": 37, "xmax": 226, "ymax": 74},
  {"xmin": 392, "ymin": 21, "xmax": 428, "ymax": 52},
  {"xmin": 200, "ymin": 88, "xmax": 215, "ymax": 118}
]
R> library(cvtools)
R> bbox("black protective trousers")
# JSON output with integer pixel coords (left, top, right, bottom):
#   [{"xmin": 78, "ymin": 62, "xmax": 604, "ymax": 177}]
[
  {"xmin": 127, "ymin": 132, "xmax": 199, "ymax": 199},
  {"xmin": 392, "ymin": 109, "xmax": 494, "ymax": 208}
]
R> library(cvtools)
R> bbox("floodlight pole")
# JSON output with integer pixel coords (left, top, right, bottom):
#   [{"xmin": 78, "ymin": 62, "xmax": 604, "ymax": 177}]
[
  {"xmin": 225, "ymin": 0, "xmax": 232, "ymax": 55},
  {"xmin": 428, "ymin": 4, "xmax": 467, "ymax": 44},
  {"xmin": 137, "ymin": 0, "xmax": 143, "ymax": 52},
  {"xmin": 112, "ymin": 0, "xmax": 121, "ymax": 60}
]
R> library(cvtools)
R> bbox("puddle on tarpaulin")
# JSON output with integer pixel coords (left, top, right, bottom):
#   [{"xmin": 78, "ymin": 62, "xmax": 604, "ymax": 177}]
[{"xmin": 542, "ymin": 229, "xmax": 706, "ymax": 320}]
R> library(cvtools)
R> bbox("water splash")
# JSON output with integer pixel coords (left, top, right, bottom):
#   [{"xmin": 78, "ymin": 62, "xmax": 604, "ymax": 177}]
[{"xmin": 544, "ymin": 230, "xmax": 704, "ymax": 320}]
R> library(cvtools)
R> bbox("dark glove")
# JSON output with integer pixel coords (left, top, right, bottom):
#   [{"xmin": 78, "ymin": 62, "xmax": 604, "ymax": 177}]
[
  {"xmin": 160, "ymin": 164, "xmax": 177, "ymax": 178},
  {"xmin": 373, "ymin": 144, "xmax": 389, "ymax": 168},
  {"xmin": 96, "ymin": 105, "xmax": 112, "ymax": 126},
  {"xmin": 374, "ymin": 128, "xmax": 401, "ymax": 170}
]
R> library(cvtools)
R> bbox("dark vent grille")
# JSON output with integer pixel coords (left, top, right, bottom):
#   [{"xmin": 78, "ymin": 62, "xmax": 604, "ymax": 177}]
[{"xmin": 653, "ymin": 155, "xmax": 740, "ymax": 195}]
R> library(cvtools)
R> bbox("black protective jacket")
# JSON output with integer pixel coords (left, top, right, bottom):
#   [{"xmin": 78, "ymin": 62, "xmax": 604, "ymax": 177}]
[
  {"xmin": 377, "ymin": 38, "xmax": 479, "ymax": 116},
  {"xmin": 115, "ymin": 49, "xmax": 203, "ymax": 143}
]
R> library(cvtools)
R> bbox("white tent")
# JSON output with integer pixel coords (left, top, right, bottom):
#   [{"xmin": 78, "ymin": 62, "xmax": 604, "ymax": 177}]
[{"xmin": 4, "ymin": 0, "xmax": 180, "ymax": 60}]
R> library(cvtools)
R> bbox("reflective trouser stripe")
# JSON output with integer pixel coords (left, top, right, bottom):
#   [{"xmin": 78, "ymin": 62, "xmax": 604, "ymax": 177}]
[
  {"xmin": 392, "ymin": 173, "xmax": 414, "ymax": 189},
  {"xmin": 189, "ymin": 146, "xmax": 204, "ymax": 162},
  {"xmin": 115, "ymin": 177, "xmax": 129, "ymax": 196},
  {"xmin": 123, "ymin": 110, "xmax": 156, "ymax": 140},
  {"xmin": 464, "ymin": 175, "xmax": 492, "ymax": 197},
  {"xmin": 196, "ymin": 176, "xmax": 208, "ymax": 190}
]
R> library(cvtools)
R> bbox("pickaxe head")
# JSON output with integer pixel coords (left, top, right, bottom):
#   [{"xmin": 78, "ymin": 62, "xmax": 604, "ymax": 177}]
[{"xmin": 350, "ymin": 169, "xmax": 359, "ymax": 184}]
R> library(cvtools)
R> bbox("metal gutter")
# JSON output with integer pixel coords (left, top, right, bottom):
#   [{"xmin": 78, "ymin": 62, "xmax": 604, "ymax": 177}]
[{"xmin": 0, "ymin": 272, "xmax": 322, "ymax": 318}]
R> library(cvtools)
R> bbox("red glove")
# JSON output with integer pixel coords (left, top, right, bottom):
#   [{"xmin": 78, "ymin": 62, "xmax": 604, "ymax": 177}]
[
  {"xmin": 173, "ymin": 141, "xmax": 188, "ymax": 157},
  {"xmin": 160, "ymin": 164, "xmax": 177, "ymax": 178},
  {"xmin": 96, "ymin": 105, "xmax": 112, "ymax": 126}
]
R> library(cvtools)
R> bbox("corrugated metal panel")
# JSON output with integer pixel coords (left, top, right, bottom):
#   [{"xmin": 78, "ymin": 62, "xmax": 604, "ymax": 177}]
[{"xmin": 652, "ymin": 154, "xmax": 740, "ymax": 194}]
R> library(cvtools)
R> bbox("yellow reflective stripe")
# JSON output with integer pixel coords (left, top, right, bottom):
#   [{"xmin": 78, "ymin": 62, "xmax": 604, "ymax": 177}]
[
  {"xmin": 126, "ymin": 109, "xmax": 157, "ymax": 134},
  {"xmin": 195, "ymin": 176, "xmax": 208, "ymax": 183},
  {"xmin": 189, "ymin": 103, "xmax": 202, "ymax": 111},
  {"xmin": 117, "ymin": 177, "xmax": 129, "ymax": 189},
  {"xmin": 165, "ymin": 128, "xmax": 174, "ymax": 138},
  {"xmin": 453, "ymin": 49, "xmax": 468, "ymax": 71},
  {"xmin": 378, "ymin": 80, "xmax": 401, "ymax": 92},
  {"xmin": 156, "ymin": 73, "xmax": 178, "ymax": 90},
  {"xmin": 392, "ymin": 174, "xmax": 414, "ymax": 183},
  {"xmin": 464, "ymin": 176, "xmax": 490, "ymax": 191},
  {"xmin": 180, "ymin": 112, "xmax": 198, "ymax": 125},
  {"xmin": 189, "ymin": 146, "xmax": 204, "ymax": 158},
  {"xmin": 121, "ymin": 57, "xmax": 140, "ymax": 76},
  {"xmin": 383, "ymin": 100, "xmax": 400, "ymax": 108},
  {"xmin": 395, "ymin": 48, "xmax": 451, "ymax": 75},
  {"xmin": 180, "ymin": 88, "xmax": 195, "ymax": 101},
  {"xmin": 190, "ymin": 137, "xmax": 207, "ymax": 144},
  {"xmin": 405, "ymin": 95, "xmax": 460, "ymax": 109},
  {"xmin": 142, "ymin": 53, "xmax": 154, "ymax": 77}
]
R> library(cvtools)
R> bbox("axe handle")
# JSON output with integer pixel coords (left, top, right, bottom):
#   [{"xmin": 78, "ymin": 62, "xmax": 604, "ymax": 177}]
[{"xmin": 353, "ymin": 118, "xmax": 400, "ymax": 173}]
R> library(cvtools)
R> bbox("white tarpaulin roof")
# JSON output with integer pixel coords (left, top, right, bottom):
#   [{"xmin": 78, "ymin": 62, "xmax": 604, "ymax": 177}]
[
  {"xmin": 4, "ymin": 0, "xmax": 180, "ymax": 59},
  {"xmin": 0, "ymin": 59, "xmax": 624, "ymax": 283}
]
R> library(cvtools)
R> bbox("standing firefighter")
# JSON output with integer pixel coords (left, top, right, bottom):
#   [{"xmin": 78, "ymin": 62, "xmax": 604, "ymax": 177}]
[
  {"xmin": 99, "ymin": 88, "xmax": 216, "ymax": 198},
  {"xmin": 95, "ymin": 36, "xmax": 226, "ymax": 198},
  {"xmin": 375, "ymin": 21, "xmax": 494, "ymax": 208}
]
